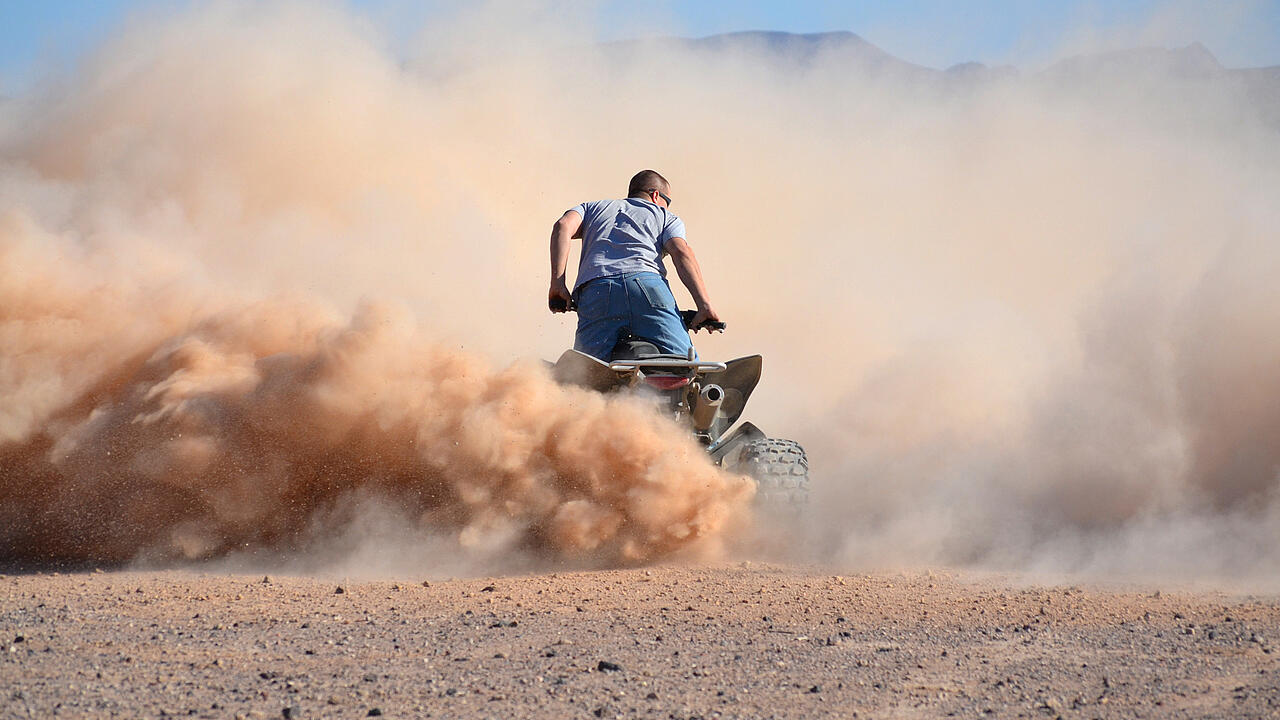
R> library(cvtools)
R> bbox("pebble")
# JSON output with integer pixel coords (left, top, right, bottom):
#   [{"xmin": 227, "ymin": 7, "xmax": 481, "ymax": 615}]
[{"xmin": 597, "ymin": 660, "xmax": 622, "ymax": 672}]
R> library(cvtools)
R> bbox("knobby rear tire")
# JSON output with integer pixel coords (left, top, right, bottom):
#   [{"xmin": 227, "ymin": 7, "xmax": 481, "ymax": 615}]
[{"xmin": 739, "ymin": 438, "xmax": 810, "ymax": 508}]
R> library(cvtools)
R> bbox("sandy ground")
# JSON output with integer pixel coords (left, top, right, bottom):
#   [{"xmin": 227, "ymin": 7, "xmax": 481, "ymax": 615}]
[{"xmin": 1, "ymin": 563, "xmax": 1278, "ymax": 719}]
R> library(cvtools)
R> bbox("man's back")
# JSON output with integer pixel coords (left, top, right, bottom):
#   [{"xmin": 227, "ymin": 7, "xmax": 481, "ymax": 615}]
[
  {"xmin": 569, "ymin": 198, "xmax": 687, "ymax": 291},
  {"xmin": 548, "ymin": 170, "xmax": 721, "ymax": 360}
]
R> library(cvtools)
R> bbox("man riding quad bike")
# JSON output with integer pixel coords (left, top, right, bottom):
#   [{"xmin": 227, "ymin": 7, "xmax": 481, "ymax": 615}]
[{"xmin": 547, "ymin": 170, "xmax": 808, "ymax": 506}]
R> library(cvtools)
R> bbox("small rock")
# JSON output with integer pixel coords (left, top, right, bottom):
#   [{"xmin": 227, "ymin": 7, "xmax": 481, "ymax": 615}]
[
  {"xmin": 481, "ymin": 585, "xmax": 496, "ymax": 592},
  {"xmin": 12, "ymin": 636, "xmax": 23, "ymax": 644},
  {"xmin": 493, "ymin": 652, "xmax": 507, "ymax": 659},
  {"xmin": 367, "ymin": 709, "xmax": 382, "ymax": 717},
  {"xmin": 261, "ymin": 576, "xmax": 271, "ymax": 584},
  {"xmin": 281, "ymin": 707, "xmax": 299, "ymax": 719},
  {"xmin": 362, "ymin": 673, "xmax": 378, "ymax": 683},
  {"xmin": 421, "ymin": 581, "xmax": 431, "ymax": 588},
  {"xmin": 646, "ymin": 692, "xmax": 658, "ymax": 700},
  {"xmin": 597, "ymin": 660, "xmax": 622, "ymax": 673},
  {"xmin": 809, "ymin": 685, "xmax": 821, "ymax": 693},
  {"xmin": 334, "ymin": 587, "xmax": 345, "ymax": 595}
]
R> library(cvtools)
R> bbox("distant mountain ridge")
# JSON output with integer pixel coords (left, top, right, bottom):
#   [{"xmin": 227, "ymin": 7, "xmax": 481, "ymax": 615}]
[
  {"xmin": 621, "ymin": 30, "xmax": 1276, "ymax": 75},
  {"xmin": 604, "ymin": 30, "xmax": 1280, "ymax": 125}
]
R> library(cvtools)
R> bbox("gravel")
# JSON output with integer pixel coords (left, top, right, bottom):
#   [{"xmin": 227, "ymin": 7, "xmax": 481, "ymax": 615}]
[{"xmin": 1, "ymin": 564, "xmax": 1277, "ymax": 718}]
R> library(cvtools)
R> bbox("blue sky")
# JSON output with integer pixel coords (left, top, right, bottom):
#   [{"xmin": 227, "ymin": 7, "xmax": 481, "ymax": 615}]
[{"xmin": 3, "ymin": 0, "xmax": 1279, "ymax": 92}]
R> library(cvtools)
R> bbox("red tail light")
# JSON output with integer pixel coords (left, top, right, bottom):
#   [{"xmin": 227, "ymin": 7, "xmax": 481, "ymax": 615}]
[{"xmin": 644, "ymin": 375, "xmax": 691, "ymax": 390}]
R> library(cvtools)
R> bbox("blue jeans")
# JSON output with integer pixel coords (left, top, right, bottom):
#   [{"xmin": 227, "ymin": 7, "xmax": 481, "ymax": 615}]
[{"xmin": 573, "ymin": 272, "xmax": 694, "ymax": 361}]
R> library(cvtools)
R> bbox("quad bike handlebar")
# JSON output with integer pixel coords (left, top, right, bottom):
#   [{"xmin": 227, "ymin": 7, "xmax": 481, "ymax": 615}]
[
  {"xmin": 549, "ymin": 296, "xmax": 726, "ymax": 332},
  {"xmin": 548, "ymin": 296, "xmax": 575, "ymax": 313},
  {"xmin": 678, "ymin": 310, "xmax": 727, "ymax": 333}
]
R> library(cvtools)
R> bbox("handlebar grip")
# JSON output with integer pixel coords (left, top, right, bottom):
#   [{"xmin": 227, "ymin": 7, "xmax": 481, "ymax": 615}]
[
  {"xmin": 549, "ymin": 296, "xmax": 577, "ymax": 313},
  {"xmin": 679, "ymin": 310, "xmax": 727, "ymax": 332}
]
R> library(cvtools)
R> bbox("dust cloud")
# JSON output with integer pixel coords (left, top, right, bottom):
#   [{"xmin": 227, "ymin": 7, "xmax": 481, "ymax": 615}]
[
  {"xmin": 2, "ymin": 2, "xmax": 1278, "ymax": 583},
  {"xmin": 0, "ymin": 3, "xmax": 756, "ymax": 571}
]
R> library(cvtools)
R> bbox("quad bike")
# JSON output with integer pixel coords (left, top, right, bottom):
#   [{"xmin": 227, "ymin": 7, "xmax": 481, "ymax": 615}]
[{"xmin": 548, "ymin": 302, "xmax": 809, "ymax": 508}]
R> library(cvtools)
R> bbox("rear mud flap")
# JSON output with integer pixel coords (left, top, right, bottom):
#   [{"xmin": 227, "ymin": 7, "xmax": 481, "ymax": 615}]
[{"xmin": 709, "ymin": 421, "xmax": 767, "ymax": 467}]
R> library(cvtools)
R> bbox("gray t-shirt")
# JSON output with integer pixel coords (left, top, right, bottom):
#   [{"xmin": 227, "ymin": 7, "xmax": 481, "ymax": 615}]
[{"xmin": 568, "ymin": 198, "xmax": 687, "ymax": 291}]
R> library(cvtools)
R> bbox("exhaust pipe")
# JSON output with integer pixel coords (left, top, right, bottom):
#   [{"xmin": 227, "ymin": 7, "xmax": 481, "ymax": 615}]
[{"xmin": 692, "ymin": 384, "xmax": 724, "ymax": 431}]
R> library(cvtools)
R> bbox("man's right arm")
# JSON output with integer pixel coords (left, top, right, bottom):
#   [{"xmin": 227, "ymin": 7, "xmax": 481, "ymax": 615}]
[
  {"xmin": 663, "ymin": 237, "xmax": 722, "ymax": 330},
  {"xmin": 548, "ymin": 210, "xmax": 582, "ymax": 312}
]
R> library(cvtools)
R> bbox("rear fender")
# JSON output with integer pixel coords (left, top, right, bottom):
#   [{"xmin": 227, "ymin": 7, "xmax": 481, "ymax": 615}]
[
  {"xmin": 552, "ymin": 349, "xmax": 623, "ymax": 393},
  {"xmin": 708, "ymin": 355, "xmax": 762, "ymax": 438}
]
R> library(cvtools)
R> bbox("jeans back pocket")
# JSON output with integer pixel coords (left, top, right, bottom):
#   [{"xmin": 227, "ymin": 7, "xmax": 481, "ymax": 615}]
[
  {"xmin": 635, "ymin": 276, "xmax": 677, "ymax": 311},
  {"xmin": 576, "ymin": 280, "xmax": 615, "ymax": 319}
]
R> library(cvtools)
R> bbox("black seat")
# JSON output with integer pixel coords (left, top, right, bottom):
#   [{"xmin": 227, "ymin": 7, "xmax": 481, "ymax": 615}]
[{"xmin": 610, "ymin": 335, "xmax": 689, "ymax": 362}]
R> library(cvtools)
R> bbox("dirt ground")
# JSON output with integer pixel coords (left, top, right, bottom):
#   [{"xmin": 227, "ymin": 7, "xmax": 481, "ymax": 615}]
[{"xmin": 1, "ymin": 563, "xmax": 1277, "ymax": 719}]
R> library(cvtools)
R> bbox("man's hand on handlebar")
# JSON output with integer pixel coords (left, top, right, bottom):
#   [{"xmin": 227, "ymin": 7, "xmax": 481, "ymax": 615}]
[
  {"xmin": 548, "ymin": 279, "xmax": 573, "ymax": 313},
  {"xmin": 683, "ymin": 307, "xmax": 726, "ymax": 333}
]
